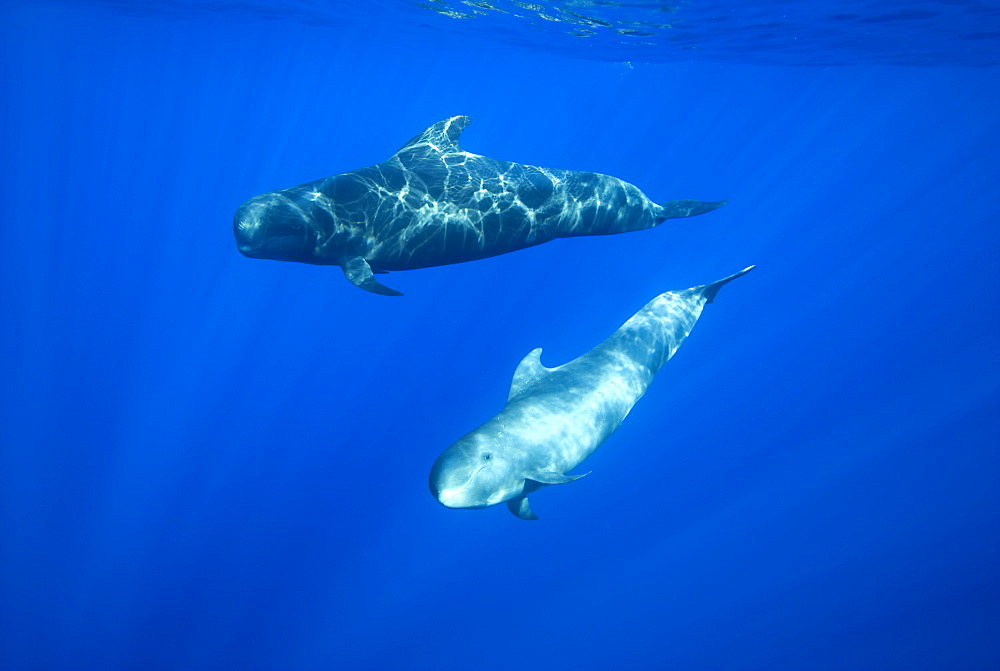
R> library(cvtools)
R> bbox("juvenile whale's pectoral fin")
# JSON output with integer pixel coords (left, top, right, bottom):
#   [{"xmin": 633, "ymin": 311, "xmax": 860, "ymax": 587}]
[
  {"xmin": 341, "ymin": 257, "xmax": 403, "ymax": 296},
  {"xmin": 507, "ymin": 496, "xmax": 539, "ymax": 521},
  {"xmin": 508, "ymin": 348, "xmax": 553, "ymax": 401},
  {"xmin": 656, "ymin": 199, "xmax": 728, "ymax": 222},
  {"xmin": 395, "ymin": 116, "xmax": 472, "ymax": 156},
  {"xmin": 527, "ymin": 471, "xmax": 591, "ymax": 485}
]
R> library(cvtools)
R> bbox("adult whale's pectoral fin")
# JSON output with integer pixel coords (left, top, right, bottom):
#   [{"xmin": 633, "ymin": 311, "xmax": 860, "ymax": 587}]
[
  {"xmin": 527, "ymin": 471, "xmax": 591, "ymax": 485},
  {"xmin": 341, "ymin": 257, "xmax": 403, "ymax": 296},
  {"xmin": 507, "ymin": 496, "xmax": 539, "ymax": 521},
  {"xmin": 508, "ymin": 348, "xmax": 554, "ymax": 401},
  {"xmin": 657, "ymin": 199, "xmax": 729, "ymax": 221}
]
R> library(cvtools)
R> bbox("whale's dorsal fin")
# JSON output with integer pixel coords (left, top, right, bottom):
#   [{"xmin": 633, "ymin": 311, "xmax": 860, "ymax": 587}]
[
  {"xmin": 341, "ymin": 256, "xmax": 403, "ymax": 296},
  {"xmin": 507, "ymin": 496, "xmax": 538, "ymax": 521},
  {"xmin": 395, "ymin": 116, "xmax": 471, "ymax": 156},
  {"xmin": 508, "ymin": 347, "xmax": 552, "ymax": 401}
]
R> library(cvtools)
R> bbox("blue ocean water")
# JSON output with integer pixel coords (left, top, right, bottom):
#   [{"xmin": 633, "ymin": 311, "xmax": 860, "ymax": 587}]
[{"xmin": 2, "ymin": 1, "xmax": 999, "ymax": 669}]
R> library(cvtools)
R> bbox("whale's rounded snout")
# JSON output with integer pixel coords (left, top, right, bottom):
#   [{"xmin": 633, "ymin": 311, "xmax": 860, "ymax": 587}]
[
  {"xmin": 429, "ymin": 461, "xmax": 465, "ymax": 508},
  {"xmin": 233, "ymin": 198, "xmax": 268, "ymax": 255},
  {"xmin": 428, "ymin": 453, "xmax": 482, "ymax": 509},
  {"xmin": 233, "ymin": 194, "xmax": 315, "ymax": 261},
  {"xmin": 429, "ymin": 440, "xmax": 517, "ymax": 510}
]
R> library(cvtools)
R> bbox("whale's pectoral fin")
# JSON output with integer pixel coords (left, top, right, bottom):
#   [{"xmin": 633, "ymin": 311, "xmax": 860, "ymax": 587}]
[
  {"xmin": 507, "ymin": 496, "xmax": 539, "ymax": 521},
  {"xmin": 527, "ymin": 471, "xmax": 591, "ymax": 485},
  {"xmin": 656, "ymin": 199, "xmax": 728, "ymax": 222},
  {"xmin": 341, "ymin": 257, "xmax": 403, "ymax": 296},
  {"xmin": 508, "ymin": 348, "xmax": 553, "ymax": 401}
]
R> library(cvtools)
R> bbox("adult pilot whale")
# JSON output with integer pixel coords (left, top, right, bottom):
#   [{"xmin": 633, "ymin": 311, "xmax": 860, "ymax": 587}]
[
  {"xmin": 429, "ymin": 266, "xmax": 754, "ymax": 519},
  {"xmin": 233, "ymin": 116, "xmax": 726, "ymax": 296}
]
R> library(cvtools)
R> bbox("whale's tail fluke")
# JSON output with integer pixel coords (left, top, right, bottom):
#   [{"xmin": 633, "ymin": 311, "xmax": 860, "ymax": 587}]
[
  {"xmin": 694, "ymin": 265, "xmax": 755, "ymax": 304},
  {"xmin": 657, "ymin": 199, "xmax": 728, "ymax": 222}
]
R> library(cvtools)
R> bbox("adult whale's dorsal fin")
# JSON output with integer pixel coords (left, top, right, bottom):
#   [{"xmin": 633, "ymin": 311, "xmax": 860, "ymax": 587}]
[
  {"xmin": 507, "ymin": 496, "xmax": 538, "ymax": 520},
  {"xmin": 395, "ymin": 116, "xmax": 472, "ymax": 156},
  {"xmin": 341, "ymin": 256, "xmax": 403, "ymax": 296},
  {"xmin": 508, "ymin": 347, "xmax": 553, "ymax": 401}
]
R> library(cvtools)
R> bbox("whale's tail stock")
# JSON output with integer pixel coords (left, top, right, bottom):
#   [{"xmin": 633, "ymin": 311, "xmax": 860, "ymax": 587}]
[{"xmin": 691, "ymin": 265, "xmax": 756, "ymax": 304}]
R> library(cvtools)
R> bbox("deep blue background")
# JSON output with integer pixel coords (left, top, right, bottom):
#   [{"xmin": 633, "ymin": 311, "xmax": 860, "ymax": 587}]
[{"xmin": 2, "ymin": 2, "xmax": 998, "ymax": 670}]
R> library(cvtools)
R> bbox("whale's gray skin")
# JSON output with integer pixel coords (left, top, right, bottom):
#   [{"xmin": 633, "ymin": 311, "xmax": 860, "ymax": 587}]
[
  {"xmin": 234, "ymin": 116, "xmax": 726, "ymax": 296},
  {"xmin": 429, "ymin": 266, "xmax": 754, "ymax": 520}
]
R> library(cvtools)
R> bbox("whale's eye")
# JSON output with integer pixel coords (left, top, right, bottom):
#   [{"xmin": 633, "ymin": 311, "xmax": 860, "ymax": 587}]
[{"xmin": 483, "ymin": 453, "xmax": 492, "ymax": 461}]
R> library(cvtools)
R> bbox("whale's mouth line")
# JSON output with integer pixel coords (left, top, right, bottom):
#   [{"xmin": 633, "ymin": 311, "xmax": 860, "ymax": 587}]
[
  {"xmin": 238, "ymin": 233, "xmax": 307, "ymax": 256},
  {"xmin": 439, "ymin": 465, "xmax": 487, "ymax": 507}
]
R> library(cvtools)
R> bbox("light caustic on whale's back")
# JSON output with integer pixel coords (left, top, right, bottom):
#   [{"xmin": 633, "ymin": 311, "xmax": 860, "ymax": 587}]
[
  {"xmin": 234, "ymin": 116, "xmax": 727, "ymax": 295},
  {"xmin": 429, "ymin": 266, "xmax": 755, "ymax": 520}
]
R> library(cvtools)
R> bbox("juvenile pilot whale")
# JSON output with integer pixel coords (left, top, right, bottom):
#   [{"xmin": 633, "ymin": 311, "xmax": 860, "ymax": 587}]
[
  {"xmin": 234, "ymin": 116, "xmax": 726, "ymax": 295},
  {"xmin": 429, "ymin": 266, "xmax": 754, "ymax": 520}
]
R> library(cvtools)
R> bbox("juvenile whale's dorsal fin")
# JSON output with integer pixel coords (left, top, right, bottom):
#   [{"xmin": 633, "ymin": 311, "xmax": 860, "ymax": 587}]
[
  {"xmin": 395, "ymin": 115, "xmax": 471, "ymax": 156},
  {"xmin": 508, "ymin": 347, "xmax": 553, "ymax": 401},
  {"xmin": 341, "ymin": 256, "xmax": 403, "ymax": 296},
  {"xmin": 507, "ymin": 496, "xmax": 538, "ymax": 521}
]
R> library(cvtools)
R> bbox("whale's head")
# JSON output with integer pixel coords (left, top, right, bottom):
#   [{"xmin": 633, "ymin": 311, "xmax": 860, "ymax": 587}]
[
  {"xmin": 429, "ymin": 433, "xmax": 523, "ymax": 510},
  {"xmin": 234, "ymin": 192, "xmax": 318, "ymax": 263}
]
